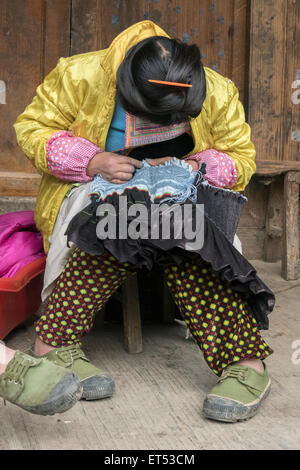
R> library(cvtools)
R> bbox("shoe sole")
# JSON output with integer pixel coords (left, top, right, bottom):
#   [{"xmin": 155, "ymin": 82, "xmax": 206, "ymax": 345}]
[
  {"xmin": 81, "ymin": 376, "xmax": 115, "ymax": 401},
  {"xmin": 202, "ymin": 380, "xmax": 271, "ymax": 423},
  {"xmin": 82, "ymin": 389, "xmax": 114, "ymax": 400},
  {"xmin": 17, "ymin": 372, "xmax": 83, "ymax": 416}
]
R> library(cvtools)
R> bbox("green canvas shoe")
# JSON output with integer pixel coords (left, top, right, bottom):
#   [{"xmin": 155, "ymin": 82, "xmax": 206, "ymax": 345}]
[
  {"xmin": 29, "ymin": 344, "xmax": 115, "ymax": 401},
  {"xmin": 0, "ymin": 351, "xmax": 82, "ymax": 415},
  {"xmin": 202, "ymin": 363, "xmax": 271, "ymax": 423}
]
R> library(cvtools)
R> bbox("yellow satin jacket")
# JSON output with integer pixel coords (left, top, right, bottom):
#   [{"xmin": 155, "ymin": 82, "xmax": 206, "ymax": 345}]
[{"xmin": 13, "ymin": 20, "xmax": 256, "ymax": 253}]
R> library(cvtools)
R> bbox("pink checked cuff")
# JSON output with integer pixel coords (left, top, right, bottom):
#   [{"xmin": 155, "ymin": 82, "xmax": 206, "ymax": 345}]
[
  {"xmin": 46, "ymin": 131, "xmax": 104, "ymax": 182},
  {"xmin": 185, "ymin": 149, "xmax": 238, "ymax": 188}
]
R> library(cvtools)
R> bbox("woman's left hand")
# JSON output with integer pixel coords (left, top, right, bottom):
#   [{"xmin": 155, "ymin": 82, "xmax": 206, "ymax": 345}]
[
  {"xmin": 146, "ymin": 156, "xmax": 173, "ymax": 166},
  {"xmin": 185, "ymin": 160, "xmax": 198, "ymax": 171},
  {"xmin": 147, "ymin": 156, "xmax": 198, "ymax": 171}
]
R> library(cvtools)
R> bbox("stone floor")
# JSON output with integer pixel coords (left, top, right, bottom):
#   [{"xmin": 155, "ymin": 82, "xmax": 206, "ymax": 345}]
[{"xmin": 0, "ymin": 260, "xmax": 300, "ymax": 450}]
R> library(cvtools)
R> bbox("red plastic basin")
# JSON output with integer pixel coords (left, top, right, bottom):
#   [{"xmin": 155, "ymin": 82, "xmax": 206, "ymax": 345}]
[{"xmin": 0, "ymin": 256, "xmax": 46, "ymax": 340}]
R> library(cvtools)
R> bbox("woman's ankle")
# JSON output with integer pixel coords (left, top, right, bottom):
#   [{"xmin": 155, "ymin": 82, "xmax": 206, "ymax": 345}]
[
  {"xmin": 0, "ymin": 343, "xmax": 16, "ymax": 374},
  {"xmin": 34, "ymin": 336, "xmax": 56, "ymax": 356},
  {"xmin": 236, "ymin": 358, "xmax": 265, "ymax": 373}
]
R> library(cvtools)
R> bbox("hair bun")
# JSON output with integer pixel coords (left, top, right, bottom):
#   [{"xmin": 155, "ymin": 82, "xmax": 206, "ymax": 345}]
[{"xmin": 116, "ymin": 36, "xmax": 206, "ymax": 125}]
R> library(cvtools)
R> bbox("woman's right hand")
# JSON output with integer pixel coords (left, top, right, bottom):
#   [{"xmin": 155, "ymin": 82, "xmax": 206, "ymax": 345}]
[{"xmin": 86, "ymin": 152, "xmax": 142, "ymax": 184}]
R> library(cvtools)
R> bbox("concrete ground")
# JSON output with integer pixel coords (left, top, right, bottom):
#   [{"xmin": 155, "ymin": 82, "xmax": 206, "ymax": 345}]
[{"xmin": 0, "ymin": 259, "xmax": 300, "ymax": 450}]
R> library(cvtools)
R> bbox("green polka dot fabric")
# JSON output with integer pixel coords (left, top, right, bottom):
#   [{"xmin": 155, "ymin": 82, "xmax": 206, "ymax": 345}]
[
  {"xmin": 164, "ymin": 260, "xmax": 273, "ymax": 375},
  {"xmin": 35, "ymin": 248, "xmax": 133, "ymax": 348},
  {"xmin": 35, "ymin": 249, "xmax": 273, "ymax": 376}
]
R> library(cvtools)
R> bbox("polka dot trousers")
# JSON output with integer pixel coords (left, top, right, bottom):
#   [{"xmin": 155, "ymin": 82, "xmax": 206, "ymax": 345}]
[{"xmin": 35, "ymin": 248, "xmax": 273, "ymax": 376}]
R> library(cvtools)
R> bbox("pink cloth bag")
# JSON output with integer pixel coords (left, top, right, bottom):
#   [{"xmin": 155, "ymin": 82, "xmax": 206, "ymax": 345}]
[{"xmin": 0, "ymin": 211, "xmax": 45, "ymax": 278}]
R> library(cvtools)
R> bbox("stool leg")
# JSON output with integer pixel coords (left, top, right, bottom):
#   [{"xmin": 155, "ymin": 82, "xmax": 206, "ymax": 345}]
[
  {"xmin": 263, "ymin": 177, "xmax": 283, "ymax": 262},
  {"xmin": 282, "ymin": 172, "xmax": 300, "ymax": 280},
  {"xmin": 122, "ymin": 273, "xmax": 143, "ymax": 353}
]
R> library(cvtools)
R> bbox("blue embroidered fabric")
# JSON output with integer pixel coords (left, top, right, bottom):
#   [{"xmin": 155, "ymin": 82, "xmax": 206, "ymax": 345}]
[{"xmin": 91, "ymin": 158, "xmax": 201, "ymax": 204}]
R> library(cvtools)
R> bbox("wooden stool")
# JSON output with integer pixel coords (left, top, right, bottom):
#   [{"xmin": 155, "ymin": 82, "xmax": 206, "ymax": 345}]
[
  {"xmin": 122, "ymin": 274, "xmax": 143, "ymax": 354},
  {"xmin": 282, "ymin": 172, "xmax": 300, "ymax": 280},
  {"xmin": 257, "ymin": 163, "xmax": 300, "ymax": 281},
  {"xmin": 122, "ymin": 272, "xmax": 176, "ymax": 354}
]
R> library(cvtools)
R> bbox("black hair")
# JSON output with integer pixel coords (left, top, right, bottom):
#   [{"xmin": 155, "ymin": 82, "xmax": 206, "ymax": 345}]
[{"xmin": 116, "ymin": 36, "xmax": 206, "ymax": 125}]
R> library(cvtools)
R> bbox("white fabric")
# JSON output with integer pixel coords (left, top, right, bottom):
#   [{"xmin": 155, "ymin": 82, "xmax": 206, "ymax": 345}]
[{"xmin": 42, "ymin": 183, "xmax": 91, "ymax": 301}]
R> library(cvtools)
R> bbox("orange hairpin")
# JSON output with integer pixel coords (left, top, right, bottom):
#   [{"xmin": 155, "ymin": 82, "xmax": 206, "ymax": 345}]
[{"xmin": 148, "ymin": 79, "xmax": 192, "ymax": 88}]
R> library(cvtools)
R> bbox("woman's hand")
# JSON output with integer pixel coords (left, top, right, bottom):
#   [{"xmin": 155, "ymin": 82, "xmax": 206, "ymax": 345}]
[
  {"xmin": 185, "ymin": 160, "xmax": 198, "ymax": 171},
  {"xmin": 146, "ymin": 156, "xmax": 174, "ymax": 166},
  {"xmin": 86, "ymin": 152, "xmax": 142, "ymax": 184},
  {"xmin": 147, "ymin": 156, "xmax": 198, "ymax": 171}
]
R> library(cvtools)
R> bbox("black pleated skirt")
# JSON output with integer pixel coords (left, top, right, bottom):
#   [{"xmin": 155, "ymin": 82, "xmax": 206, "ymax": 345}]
[{"xmin": 65, "ymin": 176, "xmax": 275, "ymax": 331}]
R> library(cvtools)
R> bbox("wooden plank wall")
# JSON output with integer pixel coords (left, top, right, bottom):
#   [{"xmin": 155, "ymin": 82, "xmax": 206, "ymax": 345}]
[
  {"xmin": 248, "ymin": 0, "xmax": 300, "ymax": 170},
  {"xmin": 0, "ymin": 0, "xmax": 71, "ymax": 197},
  {"xmin": 71, "ymin": 0, "xmax": 248, "ymax": 101}
]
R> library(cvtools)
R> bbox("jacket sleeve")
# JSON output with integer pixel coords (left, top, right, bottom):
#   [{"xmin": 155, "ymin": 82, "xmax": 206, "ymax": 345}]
[
  {"xmin": 185, "ymin": 149, "xmax": 238, "ymax": 188},
  {"xmin": 46, "ymin": 131, "xmax": 104, "ymax": 182},
  {"xmin": 13, "ymin": 57, "xmax": 78, "ymax": 175},
  {"xmin": 211, "ymin": 80, "xmax": 256, "ymax": 192}
]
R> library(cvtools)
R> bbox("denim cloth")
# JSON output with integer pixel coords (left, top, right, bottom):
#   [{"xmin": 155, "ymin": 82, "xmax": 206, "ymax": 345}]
[
  {"xmin": 90, "ymin": 158, "xmax": 248, "ymax": 244},
  {"xmin": 91, "ymin": 158, "xmax": 198, "ymax": 204}
]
